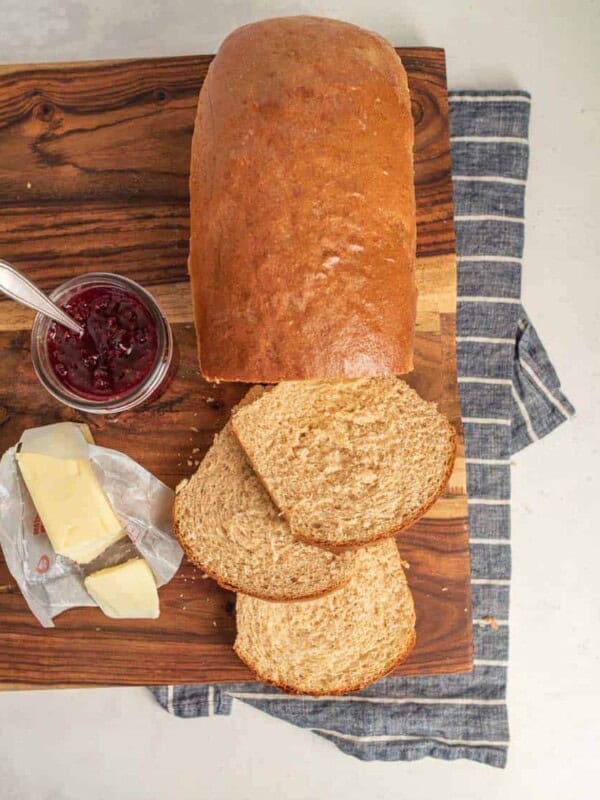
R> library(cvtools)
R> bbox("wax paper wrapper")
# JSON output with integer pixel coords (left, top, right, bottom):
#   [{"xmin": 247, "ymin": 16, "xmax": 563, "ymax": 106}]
[{"xmin": 0, "ymin": 424, "xmax": 183, "ymax": 627}]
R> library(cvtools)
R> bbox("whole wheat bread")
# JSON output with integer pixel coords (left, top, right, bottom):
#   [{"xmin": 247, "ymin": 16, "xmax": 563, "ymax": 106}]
[
  {"xmin": 189, "ymin": 17, "xmax": 416, "ymax": 382},
  {"xmin": 234, "ymin": 539, "xmax": 416, "ymax": 695},
  {"xmin": 232, "ymin": 377, "xmax": 456, "ymax": 548},
  {"xmin": 174, "ymin": 388, "xmax": 356, "ymax": 600}
]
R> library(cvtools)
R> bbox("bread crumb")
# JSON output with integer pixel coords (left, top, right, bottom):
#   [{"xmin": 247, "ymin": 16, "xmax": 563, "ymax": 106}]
[
  {"xmin": 201, "ymin": 573, "xmax": 209, "ymax": 579},
  {"xmin": 192, "ymin": 447, "xmax": 200, "ymax": 453},
  {"xmin": 206, "ymin": 397, "xmax": 215, "ymax": 403},
  {"xmin": 441, "ymin": 587, "xmax": 448, "ymax": 592},
  {"xmin": 190, "ymin": 426, "xmax": 199, "ymax": 432},
  {"xmin": 212, "ymin": 620, "xmax": 217, "ymax": 627},
  {"xmin": 182, "ymin": 606, "xmax": 186, "ymax": 611},
  {"xmin": 400, "ymin": 559, "xmax": 410, "ymax": 570},
  {"xmin": 482, "ymin": 615, "xmax": 499, "ymax": 631},
  {"xmin": 175, "ymin": 478, "xmax": 188, "ymax": 494},
  {"xmin": 26, "ymin": 181, "xmax": 32, "ymax": 189}
]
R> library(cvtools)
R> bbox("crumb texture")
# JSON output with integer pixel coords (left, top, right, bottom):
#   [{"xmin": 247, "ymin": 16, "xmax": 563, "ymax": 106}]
[
  {"xmin": 235, "ymin": 539, "xmax": 416, "ymax": 694},
  {"xmin": 175, "ymin": 387, "xmax": 356, "ymax": 599},
  {"xmin": 232, "ymin": 377, "xmax": 456, "ymax": 546}
]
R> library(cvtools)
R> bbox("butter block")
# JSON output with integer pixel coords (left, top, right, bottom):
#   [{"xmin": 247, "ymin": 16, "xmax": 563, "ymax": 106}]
[
  {"xmin": 84, "ymin": 558, "xmax": 160, "ymax": 619},
  {"xmin": 16, "ymin": 424, "xmax": 124, "ymax": 564},
  {"xmin": 20, "ymin": 421, "xmax": 93, "ymax": 458}
]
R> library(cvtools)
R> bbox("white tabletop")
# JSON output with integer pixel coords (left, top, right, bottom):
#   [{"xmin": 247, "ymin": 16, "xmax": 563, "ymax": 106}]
[{"xmin": 1, "ymin": 1, "xmax": 599, "ymax": 798}]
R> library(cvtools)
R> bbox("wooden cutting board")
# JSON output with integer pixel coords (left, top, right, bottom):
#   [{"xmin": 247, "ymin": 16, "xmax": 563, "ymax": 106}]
[{"xmin": 0, "ymin": 49, "xmax": 471, "ymax": 688}]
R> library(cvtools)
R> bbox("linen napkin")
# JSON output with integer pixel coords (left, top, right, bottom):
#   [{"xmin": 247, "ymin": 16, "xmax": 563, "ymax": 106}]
[{"xmin": 151, "ymin": 91, "xmax": 574, "ymax": 768}]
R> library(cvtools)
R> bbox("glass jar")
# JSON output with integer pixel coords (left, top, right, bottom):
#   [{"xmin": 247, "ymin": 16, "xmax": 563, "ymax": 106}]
[{"xmin": 31, "ymin": 273, "xmax": 174, "ymax": 414}]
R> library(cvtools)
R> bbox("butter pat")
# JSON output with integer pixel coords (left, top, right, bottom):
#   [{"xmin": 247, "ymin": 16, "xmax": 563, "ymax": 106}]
[
  {"xmin": 84, "ymin": 558, "xmax": 160, "ymax": 619},
  {"xmin": 16, "ymin": 423, "xmax": 124, "ymax": 564}
]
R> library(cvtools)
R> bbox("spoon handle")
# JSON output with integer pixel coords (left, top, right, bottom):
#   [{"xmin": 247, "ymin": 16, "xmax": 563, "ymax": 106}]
[{"xmin": 0, "ymin": 259, "xmax": 84, "ymax": 336}]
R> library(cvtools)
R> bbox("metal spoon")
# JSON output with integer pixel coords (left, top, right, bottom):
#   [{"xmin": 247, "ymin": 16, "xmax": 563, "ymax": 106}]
[{"xmin": 0, "ymin": 259, "xmax": 84, "ymax": 336}]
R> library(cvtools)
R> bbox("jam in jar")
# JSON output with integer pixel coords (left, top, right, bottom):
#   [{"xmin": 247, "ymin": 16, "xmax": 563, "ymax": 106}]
[{"xmin": 47, "ymin": 286, "xmax": 159, "ymax": 400}]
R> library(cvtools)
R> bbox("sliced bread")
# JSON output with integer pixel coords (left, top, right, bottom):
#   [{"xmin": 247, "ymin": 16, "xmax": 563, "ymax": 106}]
[
  {"xmin": 174, "ymin": 388, "xmax": 356, "ymax": 601},
  {"xmin": 231, "ymin": 377, "xmax": 456, "ymax": 548},
  {"xmin": 234, "ymin": 539, "xmax": 416, "ymax": 695}
]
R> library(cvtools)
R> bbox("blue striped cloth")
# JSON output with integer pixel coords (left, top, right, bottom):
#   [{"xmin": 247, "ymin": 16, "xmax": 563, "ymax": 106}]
[{"xmin": 151, "ymin": 91, "xmax": 574, "ymax": 767}]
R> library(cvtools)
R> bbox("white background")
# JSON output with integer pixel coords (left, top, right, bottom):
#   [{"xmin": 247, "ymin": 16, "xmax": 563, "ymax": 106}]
[{"xmin": 0, "ymin": 1, "xmax": 599, "ymax": 798}]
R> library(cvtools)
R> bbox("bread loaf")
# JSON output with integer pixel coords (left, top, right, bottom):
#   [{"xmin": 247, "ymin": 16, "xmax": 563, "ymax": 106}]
[
  {"xmin": 189, "ymin": 16, "xmax": 416, "ymax": 383},
  {"xmin": 232, "ymin": 377, "xmax": 456, "ymax": 548},
  {"xmin": 174, "ymin": 388, "xmax": 356, "ymax": 600},
  {"xmin": 234, "ymin": 539, "xmax": 416, "ymax": 695}
]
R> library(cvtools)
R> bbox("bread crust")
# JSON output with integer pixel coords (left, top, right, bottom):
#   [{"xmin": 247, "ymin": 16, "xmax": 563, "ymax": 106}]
[
  {"xmin": 189, "ymin": 16, "xmax": 416, "ymax": 382},
  {"xmin": 234, "ymin": 626, "xmax": 416, "ymax": 696},
  {"xmin": 173, "ymin": 488, "xmax": 355, "ymax": 602}
]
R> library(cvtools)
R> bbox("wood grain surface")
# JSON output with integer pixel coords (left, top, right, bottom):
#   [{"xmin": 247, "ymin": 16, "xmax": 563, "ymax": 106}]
[{"xmin": 0, "ymin": 48, "xmax": 471, "ymax": 688}]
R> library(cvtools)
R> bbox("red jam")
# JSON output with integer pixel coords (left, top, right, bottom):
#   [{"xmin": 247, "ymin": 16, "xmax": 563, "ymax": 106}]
[{"xmin": 47, "ymin": 286, "xmax": 158, "ymax": 400}]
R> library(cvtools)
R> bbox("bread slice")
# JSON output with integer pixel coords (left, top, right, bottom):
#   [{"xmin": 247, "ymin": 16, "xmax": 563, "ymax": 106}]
[
  {"xmin": 231, "ymin": 377, "xmax": 456, "ymax": 548},
  {"xmin": 174, "ymin": 388, "xmax": 356, "ymax": 601},
  {"xmin": 234, "ymin": 539, "xmax": 416, "ymax": 695}
]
